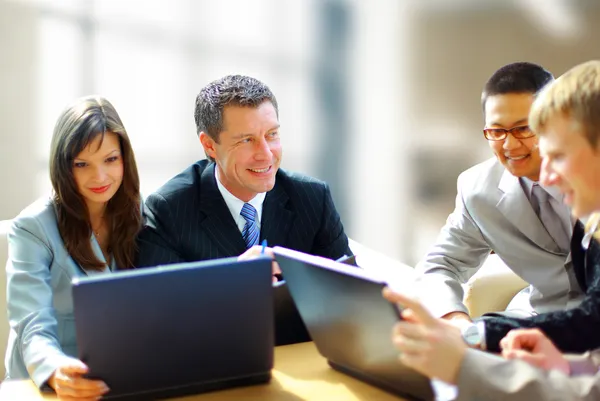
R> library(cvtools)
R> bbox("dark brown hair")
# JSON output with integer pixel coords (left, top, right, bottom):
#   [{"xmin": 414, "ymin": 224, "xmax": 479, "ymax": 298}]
[{"xmin": 49, "ymin": 96, "xmax": 141, "ymax": 271}]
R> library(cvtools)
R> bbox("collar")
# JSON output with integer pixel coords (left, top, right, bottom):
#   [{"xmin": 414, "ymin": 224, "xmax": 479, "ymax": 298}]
[
  {"xmin": 215, "ymin": 167, "xmax": 266, "ymax": 223},
  {"xmin": 582, "ymin": 213, "xmax": 600, "ymax": 250},
  {"xmin": 521, "ymin": 176, "xmax": 565, "ymax": 204}
]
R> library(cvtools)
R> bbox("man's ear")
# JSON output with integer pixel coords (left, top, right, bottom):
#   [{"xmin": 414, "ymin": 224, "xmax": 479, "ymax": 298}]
[{"xmin": 199, "ymin": 132, "xmax": 217, "ymax": 160}]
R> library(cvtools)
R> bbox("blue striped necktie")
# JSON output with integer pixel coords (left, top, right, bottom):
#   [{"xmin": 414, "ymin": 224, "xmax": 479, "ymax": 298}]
[{"xmin": 241, "ymin": 203, "xmax": 259, "ymax": 248}]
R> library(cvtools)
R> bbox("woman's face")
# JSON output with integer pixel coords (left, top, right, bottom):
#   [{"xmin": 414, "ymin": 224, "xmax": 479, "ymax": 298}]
[{"xmin": 72, "ymin": 131, "xmax": 124, "ymax": 210}]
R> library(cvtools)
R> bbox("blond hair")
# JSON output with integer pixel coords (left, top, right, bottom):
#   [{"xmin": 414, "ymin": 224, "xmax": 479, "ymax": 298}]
[{"xmin": 530, "ymin": 60, "xmax": 600, "ymax": 147}]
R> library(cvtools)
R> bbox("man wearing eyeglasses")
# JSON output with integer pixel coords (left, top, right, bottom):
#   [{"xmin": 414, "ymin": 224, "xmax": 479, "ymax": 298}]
[
  {"xmin": 415, "ymin": 62, "xmax": 593, "ymax": 353},
  {"xmin": 386, "ymin": 60, "xmax": 600, "ymax": 401}
]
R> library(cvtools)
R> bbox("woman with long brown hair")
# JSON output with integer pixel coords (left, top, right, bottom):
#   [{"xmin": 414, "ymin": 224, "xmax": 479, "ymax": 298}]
[{"xmin": 5, "ymin": 96, "xmax": 142, "ymax": 399}]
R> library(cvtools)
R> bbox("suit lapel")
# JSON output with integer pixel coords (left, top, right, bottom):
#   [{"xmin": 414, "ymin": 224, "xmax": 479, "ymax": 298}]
[
  {"xmin": 75, "ymin": 237, "xmax": 110, "ymax": 275},
  {"xmin": 261, "ymin": 180, "xmax": 294, "ymax": 246},
  {"xmin": 496, "ymin": 170, "xmax": 561, "ymax": 253},
  {"xmin": 571, "ymin": 221, "xmax": 587, "ymax": 291},
  {"xmin": 198, "ymin": 164, "xmax": 247, "ymax": 256}
]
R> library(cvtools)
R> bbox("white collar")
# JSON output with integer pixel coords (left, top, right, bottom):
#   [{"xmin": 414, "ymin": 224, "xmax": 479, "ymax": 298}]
[
  {"xmin": 214, "ymin": 166, "xmax": 266, "ymax": 224},
  {"xmin": 582, "ymin": 213, "xmax": 600, "ymax": 250}
]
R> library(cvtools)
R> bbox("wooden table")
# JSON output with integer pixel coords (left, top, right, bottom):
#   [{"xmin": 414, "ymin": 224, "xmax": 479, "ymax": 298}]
[{"xmin": 0, "ymin": 342, "xmax": 406, "ymax": 400}]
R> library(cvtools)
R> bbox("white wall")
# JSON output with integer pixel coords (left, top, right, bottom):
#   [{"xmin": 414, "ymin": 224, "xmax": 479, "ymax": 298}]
[
  {"xmin": 2, "ymin": 0, "xmax": 600, "ymax": 265},
  {"xmin": 0, "ymin": 1, "xmax": 39, "ymax": 220}
]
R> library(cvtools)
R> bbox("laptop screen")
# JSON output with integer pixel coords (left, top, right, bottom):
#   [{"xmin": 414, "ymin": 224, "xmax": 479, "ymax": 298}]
[
  {"xmin": 72, "ymin": 257, "xmax": 274, "ymax": 400},
  {"xmin": 273, "ymin": 246, "xmax": 434, "ymax": 401}
]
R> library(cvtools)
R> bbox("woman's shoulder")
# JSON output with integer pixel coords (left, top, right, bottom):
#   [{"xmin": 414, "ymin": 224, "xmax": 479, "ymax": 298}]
[
  {"xmin": 14, "ymin": 196, "xmax": 57, "ymax": 224},
  {"xmin": 11, "ymin": 196, "xmax": 59, "ymax": 237}
]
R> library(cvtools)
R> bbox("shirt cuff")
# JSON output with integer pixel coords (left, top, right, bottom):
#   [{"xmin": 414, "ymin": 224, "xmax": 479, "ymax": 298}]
[{"xmin": 566, "ymin": 352, "xmax": 600, "ymax": 376}]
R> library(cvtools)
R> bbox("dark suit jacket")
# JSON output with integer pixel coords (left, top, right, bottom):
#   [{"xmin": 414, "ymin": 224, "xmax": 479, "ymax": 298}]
[
  {"xmin": 483, "ymin": 221, "xmax": 600, "ymax": 353},
  {"xmin": 136, "ymin": 160, "xmax": 351, "ymax": 345}
]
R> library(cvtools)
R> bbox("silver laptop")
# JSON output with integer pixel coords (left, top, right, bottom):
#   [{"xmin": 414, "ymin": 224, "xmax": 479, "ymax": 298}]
[
  {"xmin": 273, "ymin": 246, "xmax": 434, "ymax": 401},
  {"xmin": 72, "ymin": 256, "xmax": 274, "ymax": 400}
]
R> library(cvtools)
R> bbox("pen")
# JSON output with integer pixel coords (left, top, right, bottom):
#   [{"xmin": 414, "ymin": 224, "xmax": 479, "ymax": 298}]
[{"xmin": 261, "ymin": 239, "xmax": 267, "ymax": 254}]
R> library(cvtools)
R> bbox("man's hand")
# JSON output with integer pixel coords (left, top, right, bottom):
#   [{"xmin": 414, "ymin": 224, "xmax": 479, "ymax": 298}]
[
  {"xmin": 500, "ymin": 328, "xmax": 570, "ymax": 374},
  {"xmin": 238, "ymin": 245, "xmax": 282, "ymax": 283},
  {"xmin": 48, "ymin": 359, "xmax": 109, "ymax": 400},
  {"xmin": 383, "ymin": 287, "xmax": 467, "ymax": 385}
]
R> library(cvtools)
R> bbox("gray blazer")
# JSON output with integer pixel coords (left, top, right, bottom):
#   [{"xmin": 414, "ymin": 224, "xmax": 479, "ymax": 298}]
[
  {"xmin": 456, "ymin": 348, "xmax": 600, "ymax": 400},
  {"xmin": 4, "ymin": 198, "xmax": 113, "ymax": 387},
  {"xmin": 415, "ymin": 158, "xmax": 581, "ymax": 317}
]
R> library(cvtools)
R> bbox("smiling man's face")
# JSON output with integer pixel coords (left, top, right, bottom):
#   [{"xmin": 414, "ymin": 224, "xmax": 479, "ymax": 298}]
[
  {"xmin": 485, "ymin": 93, "xmax": 541, "ymax": 181},
  {"xmin": 539, "ymin": 113, "xmax": 600, "ymax": 218},
  {"xmin": 200, "ymin": 100, "xmax": 282, "ymax": 202}
]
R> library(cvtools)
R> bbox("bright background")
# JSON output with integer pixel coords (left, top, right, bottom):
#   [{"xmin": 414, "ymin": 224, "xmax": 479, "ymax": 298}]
[{"xmin": 1, "ymin": 0, "xmax": 599, "ymax": 265}]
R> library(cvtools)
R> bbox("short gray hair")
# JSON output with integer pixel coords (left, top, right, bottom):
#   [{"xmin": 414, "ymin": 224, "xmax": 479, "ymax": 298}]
[{"xmin": 194, "ymin": 75, "xmax": 278, "ymax": 146}]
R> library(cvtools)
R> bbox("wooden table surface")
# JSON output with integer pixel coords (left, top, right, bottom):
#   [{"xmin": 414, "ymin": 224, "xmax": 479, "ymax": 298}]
[{"xmin": 0, "ymin": 342, "xmax": 406, "ymax": 400}]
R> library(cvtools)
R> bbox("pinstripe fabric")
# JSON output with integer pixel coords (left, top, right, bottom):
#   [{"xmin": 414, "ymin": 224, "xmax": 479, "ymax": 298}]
[
  {"xmin": 135, "ymin": 160, "xmax": 352, "ymax": 345},
  {"xmin": 240, "ymin": 203, "xmax": 259, "ymax": 248},
  {"xmin": 136, "ymin": 160, "xmax": 351, "ymax": 267}
]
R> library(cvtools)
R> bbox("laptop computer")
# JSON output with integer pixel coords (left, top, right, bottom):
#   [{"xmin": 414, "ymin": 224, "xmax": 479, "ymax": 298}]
[
  {"xmin": 71, "ymin": 256, "xmax": 274, "ymax": 400},
  {"xmin": 273, "ymin": 247, "xmax": 435, "ymax": 401}
]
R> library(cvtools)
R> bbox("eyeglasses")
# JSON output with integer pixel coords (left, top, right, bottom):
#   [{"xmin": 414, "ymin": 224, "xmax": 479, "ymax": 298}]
[{"xmin": 483, "ymin": 125, "xmax": 534, "ymax": 141}]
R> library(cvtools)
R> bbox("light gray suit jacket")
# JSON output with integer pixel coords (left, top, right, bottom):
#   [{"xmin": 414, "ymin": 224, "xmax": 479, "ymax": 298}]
[
  {"xmin": 416, "ymin": 158, "xmax": 581, "ymax": 317},
  {"xmin": 456, "ymin": 348, "xmax": 600, "ymax": 400},
  {"xmin": 5, "ymin": 198, "xmax": 113, "ymax": 387}
]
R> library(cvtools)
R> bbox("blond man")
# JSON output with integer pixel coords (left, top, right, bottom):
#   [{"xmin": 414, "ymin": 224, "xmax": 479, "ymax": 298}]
[{"xmin": 386, "ymin": 60, "xmax": 600, "ymax": 400}]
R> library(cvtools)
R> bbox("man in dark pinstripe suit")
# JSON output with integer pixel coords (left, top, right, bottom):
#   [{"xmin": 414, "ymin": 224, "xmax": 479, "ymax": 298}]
[{"xmin": 136, "ymin": 75, "xmax": 352, "ymax": 345}]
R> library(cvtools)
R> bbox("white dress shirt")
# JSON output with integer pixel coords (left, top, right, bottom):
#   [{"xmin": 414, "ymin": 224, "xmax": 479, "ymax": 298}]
[{"xmin": 215, "ymin": 167, "xmax": 266, "ymax": 234}]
